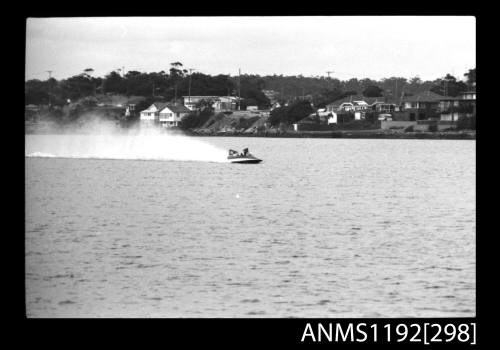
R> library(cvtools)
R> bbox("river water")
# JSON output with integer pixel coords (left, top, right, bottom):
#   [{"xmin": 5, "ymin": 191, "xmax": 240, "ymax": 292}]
[{"xmin": 25, "ymin": 135, "xmax": 475, "ymax": 317}]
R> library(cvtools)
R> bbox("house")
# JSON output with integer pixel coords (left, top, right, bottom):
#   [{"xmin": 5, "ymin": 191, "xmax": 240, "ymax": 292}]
[
  {"xmin": 439, "ymin": 91, "xmax": 476, "ymax": 123},
  {"xmin": 339, "ymin": 100, "xmax": 370, "ymax": 112},
  {"xmin": 124, "ymin": 104, "xmax": 136, "ymax": 118},
  {"xmin": 139, "ymin": 102, "xmax": 191, "ymax": 127},
  {"xmin": 326, "ymin": 96, "xmax": 390, "ymax": 113},
  {"xmin": 371, "ymin": 101, "xmax": 398, "ymax": 113},
  {"xmin": 183, "ymin": 96, "xmax": 218, "ymax": 111},
  {"xmin": 399, "ymin": 91, "xmax": 443, "ymax": 121},
  {"xmin": 183, "ymin": 96, "xmax": 239, "ymax": 111},
  {"xmin": 139, "ymin": 102, "xmax": 167, "ymax": 125},
  {"xmin": 158, "ymin": 104, "xmax": 191, "ymax": 127}
]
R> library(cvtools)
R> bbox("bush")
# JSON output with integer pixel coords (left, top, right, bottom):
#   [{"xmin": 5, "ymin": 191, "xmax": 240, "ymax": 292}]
[
  {"xmin": 179, "ymin": 110, "xmax": 213, "ymax": 130},
  {"xmin": 268, "ymin": 100, "xmax": 313, "ymax": 126},
  {"xmin": 456, "ymin": 115, "xmax": 476, "ymax": 130},
  {"xmin": 404, "ymin": 125, "xmax": 414, "ymax": 132},
  {"xmin": 428, "ymin": 124, "xmax": 438, "ymax": 132}
]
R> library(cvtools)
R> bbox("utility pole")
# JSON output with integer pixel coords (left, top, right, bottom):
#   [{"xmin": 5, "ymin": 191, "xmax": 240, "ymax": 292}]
[
  {"xmin": 46, "ymin": 71, "xmax": 53, "ymax": 107},
  {"xmin": 238, "ymin": 68, "xmax": 241, "ymax": 110},
  {"xmin": 395, "ymin": 79, "xmax": 398, "ymax": 104},
  {"xmin": 326, "ymin": 70, "xmax": 334, "ymax": 78},
  {"xmin": 188, "ymin": 68, "xmax": 196, "ymax": 104}
]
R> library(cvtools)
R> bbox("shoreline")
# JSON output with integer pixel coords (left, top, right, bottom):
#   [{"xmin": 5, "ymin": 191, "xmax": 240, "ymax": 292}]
[
  {"xmin": 186, "ymin": 129, "xmax": 476, "ymax": 140},
  {"xmin": 25, "ymin": 122, "xmax": 475, "ymax": 140}
]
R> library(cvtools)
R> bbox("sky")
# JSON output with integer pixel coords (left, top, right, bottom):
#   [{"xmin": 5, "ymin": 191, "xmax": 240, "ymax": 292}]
[{"xmin": 25, "ymin": 16, "xmax": 476, "ymax": 82}]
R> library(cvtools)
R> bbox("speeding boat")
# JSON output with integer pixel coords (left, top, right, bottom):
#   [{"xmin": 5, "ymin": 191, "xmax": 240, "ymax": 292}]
[{"xmin": 228, "ymin": 148, "xmax": 262, "ymax": 164}]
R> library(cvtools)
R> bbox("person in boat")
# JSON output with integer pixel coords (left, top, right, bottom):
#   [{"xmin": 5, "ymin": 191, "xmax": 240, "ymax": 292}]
[
  {"xmin": 242, "ymin": 148, "xmax": 249, "ymax": 156},
  {"xmin": 228, "ymin": 149, "xmax": 238, "ymax": 157}
]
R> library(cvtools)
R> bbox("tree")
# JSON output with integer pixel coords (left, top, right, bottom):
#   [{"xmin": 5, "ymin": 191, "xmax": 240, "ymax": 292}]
[
  {"xmin": 102, "ymin": 70, "xmax": 125, "ymax": 94},
  {"xmin": 464, "ymin": 68, "xmax": 476, "ymax": 88},
  {"xmin": 268, "ymin": 100, "xmax": 313, "ymax": 126},
  {"xmin": 362, "ymin": 85, "xmax": 384, "ymax": 97},
  {"xmin": 430, "ymin": 74, "xmax": 467, "ymax": 97}
]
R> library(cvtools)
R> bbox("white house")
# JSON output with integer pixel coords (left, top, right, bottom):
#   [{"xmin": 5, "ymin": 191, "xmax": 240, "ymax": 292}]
[
  {"xmin": 140, "ymin": 102, "xmax": 167, "ymax": 125},
  {"xmin": 158, "ymin": 104, "xmax": 191, "ymax": 127},
  {"xmin": 140, "ymin": 102, "xmax": 191, "ymax": 127}
]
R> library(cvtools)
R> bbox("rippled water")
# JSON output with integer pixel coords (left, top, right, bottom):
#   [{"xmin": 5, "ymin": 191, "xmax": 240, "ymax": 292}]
[{"xmin": 25, "ymin": 136, "xmax": 475, "ymax": 317}]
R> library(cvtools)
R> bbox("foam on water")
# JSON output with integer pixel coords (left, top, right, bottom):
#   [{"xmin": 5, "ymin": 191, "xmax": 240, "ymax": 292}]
[{"xmin": 26, "ymin": 125, "xmax": 228, "ymax": 163}]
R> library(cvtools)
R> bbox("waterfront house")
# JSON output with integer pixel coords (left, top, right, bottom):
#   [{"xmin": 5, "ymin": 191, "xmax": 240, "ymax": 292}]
[
  {"xmin": 399, "ymin": 91, "xmax": 443, "ymax": 121},
  {"xmin": 326, "ymin": 96, "xmax": 391, "ymax": 113},
  {"xmin": 139, "ymin": 102, "xmax": 168, "ymax": 126},
  {"xmin": 338, "ymin": 100, "xmax": 370, "ymax": 112},
  {"xmin": 158, "ymin": 104, "xmax": 191, "ymax": 127},
  {"xmin": 371, "ymin": 101, "xmax": 398, "ymax": 113},
  {"xmin": 140, "ymin": 102, "xmax": 191, "ymax": 127},
  {"xmin": 439, "ymin": 91, "xmax": 476, "ymax": 123}
]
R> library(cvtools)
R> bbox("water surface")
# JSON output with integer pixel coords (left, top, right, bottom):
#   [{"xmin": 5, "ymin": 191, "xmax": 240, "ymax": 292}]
[{"xmin": 25, "ymin": 136, "xmax": 476, "ymax": 317}]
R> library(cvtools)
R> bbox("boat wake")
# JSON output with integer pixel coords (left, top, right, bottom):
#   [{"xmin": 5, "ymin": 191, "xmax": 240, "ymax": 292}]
[{"xmin": 26, "ymin": 132, "xmax": 228, "ymax": 163}]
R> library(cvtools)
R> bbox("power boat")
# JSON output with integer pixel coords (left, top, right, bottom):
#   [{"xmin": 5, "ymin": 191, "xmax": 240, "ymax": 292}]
[{"xmin": 228, "ymin": 148, "xmax": 262, "ymax": 164}]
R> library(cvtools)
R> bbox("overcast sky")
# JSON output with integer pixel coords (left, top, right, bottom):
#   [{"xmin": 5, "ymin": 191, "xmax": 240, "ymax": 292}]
[{"xmin": 26, "ymin": 16, "xmax": 475, "ymax": 82}]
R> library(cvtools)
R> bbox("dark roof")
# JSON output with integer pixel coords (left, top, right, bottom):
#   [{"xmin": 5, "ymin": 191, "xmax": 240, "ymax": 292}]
[
  {"xmin": 439, "ymin": 96, "xmax": 461, "ymax": 101},
  {"xmin": 162, "ymin": 103, "xmax": 191, "ymax": 113},
  {"xmin": 402, "ymin": 91, "xmax": 443, "ymax": 102},
  {"xmin": 153, "ymin": 102, "xmax": 170, "ymax": 111}
]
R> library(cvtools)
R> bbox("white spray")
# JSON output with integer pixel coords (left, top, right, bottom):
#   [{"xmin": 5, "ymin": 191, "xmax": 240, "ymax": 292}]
[{"xmin": 25, "ymin": 117, "xmax": 228, "ymax": 163}]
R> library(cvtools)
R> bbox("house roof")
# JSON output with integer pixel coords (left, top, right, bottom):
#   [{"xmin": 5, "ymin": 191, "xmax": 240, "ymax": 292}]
[
  {"xmin": 152, "ymin": 102, "xmax": 170, "ymax": 111},
  {"xmin": 160, "ymin": 104, "xmax": 191, "ymax": 114},
  {"xmin": 326, "ymin": 95, "xmax": 398, "ymax": 107},
  {"xmin": 402, "ymin": 91, "xmax": 443, "ymax": 103}
]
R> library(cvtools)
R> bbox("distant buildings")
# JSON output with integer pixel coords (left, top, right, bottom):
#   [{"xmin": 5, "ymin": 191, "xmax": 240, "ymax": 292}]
[
  {"xmin": 182, "ymin": 96, "xmax": 239, "ymax": 111},
  {"xmin": 326, "ymin": 96, "xmax": 398, "ymax": 116}
]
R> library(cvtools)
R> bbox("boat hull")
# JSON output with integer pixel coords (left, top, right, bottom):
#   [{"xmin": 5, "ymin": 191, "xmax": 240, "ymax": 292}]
[{"xmin": 228, "ymin": 157, "xmax": 262, "ymax": 164}]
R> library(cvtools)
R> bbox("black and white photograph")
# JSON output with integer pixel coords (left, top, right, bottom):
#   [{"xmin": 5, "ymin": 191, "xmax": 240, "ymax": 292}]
[{"xmin": 25, "ymin": 16, "xmax": 476, "ymax": 319}]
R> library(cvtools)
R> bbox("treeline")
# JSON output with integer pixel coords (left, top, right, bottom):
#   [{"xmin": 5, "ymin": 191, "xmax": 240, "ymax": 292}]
[{"xmin": 26, "ymin": 63, "xmax": 476, "ymax": 112}]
